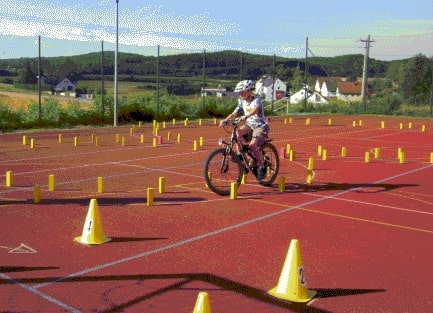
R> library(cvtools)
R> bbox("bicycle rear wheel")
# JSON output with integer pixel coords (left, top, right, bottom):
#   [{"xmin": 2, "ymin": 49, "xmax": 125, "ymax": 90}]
[
  {"xmin": 204, "ymin": 148, "xmax": 243, "ymax": 195},
  {"xmin": 259, "ymin": 142, "xmax": 279, "ymax": 186}
]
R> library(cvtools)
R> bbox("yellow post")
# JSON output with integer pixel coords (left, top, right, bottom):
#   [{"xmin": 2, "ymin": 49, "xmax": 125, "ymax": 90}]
[
  {"xmin": 138, "ymin": 121, "xmax": 142, "ymax": 127},
  {"xmin": 289, "ymin": 150, "xmax": 295, "ymax": 161},
  {"xmin": 115, "ymin": 134, "xmax": 120, "ymax": 143},
  {"xmin": 22, "ymin": 135, "xmax": 27, "ymax": 145},
  {"xmin": 341, "ymin": 146, "xmax": 347, "ymax": 157},
  {"xmin": 193, "ymin": 140, "xmax": 198, "ymax": 151},
  {"xmin": 74, "ymin": 136, "xmax": 78, "ymax": 147},
  {"xmin": 153, "ymin": 137, "xmax": 157, "ymax": 147},
  {"xmin": 177, "ymin": 133, "xmax": 182, "ymax": 143},
  {"xmin": 278, "ymin": 176, "xmax": 285, "ymax": 192},
  {"xmin": 167, "ymin": 131, "xmax": 171, "ymax": 141},
  {"xmin": 381, "ymin": 121, "xmax": 385, "ymax": 129},
  {"xmin": 317, "ymin": 145, "xmax": 322, "ymax": 157},
  {"xmin": 163, "ymin": 121, "xmax": 166, "ymax": 129},
  {"xmin": 307, "ymin": 157, "xmax": 314, "ymax": 170},
  {"xmin": 140, "ymin": 134, "xmax": 144, "ymax": 143},
  {"xmin": 230, "ymin": 182, "xmax": 238, "ymax": 200},
  {"xmin": 322, "ymin": 149, "xmax": 327, "ymax": 161},
  {"xmin": 34, "ymin": 185, "xmax": 41, "ymax": 204},
  {"xmin": 95, "ymin": 137, "xmax": 99, "ymax": 146},
  {"xmin": 285, "ymin": 144, "xmax": 291, "ymax": 156},
  {"xmin": 365, "ymin": 151, "xmax": 370, "ymax": 163},
  {"xmin": 199, "ymin": 136, "xmax": 204, "ymax": 146},
  {"xmin": 408, "ymin": 122, "xmax": 412, "ymax": 129},
  {"xmin": 58, "ymin": 134, "xmax": 63, "ymax": 143},
  {"xmin": 6, "ymin": 171, "xmax": 12, "ymax": 187},
  {"xmin": 352, "ymin": 121, "xmax": 356, "ymax": 127},
  {"xmin": 328, "ymin": 118, "xmax": 332, "ymax": 125},
  {"xmin": 399, "ymin": 123, "xmax": 403, "ymax": 130},
  {"xmin": 48, "ymin": 174, "xmax": 55, "ymax": 191},
  {"xmin": 158, "ymin": 177, "xmax": 165, "ymax": 194},
  {"xmin": 199, "ymin": 119, "xmax": 202, "ymax": 126},
  {"xmin": 430, "ymin": 152, "xmax": 433, "ymax": 164},
  {"xmin": 130, "ymin": 127, "xmax": 134, "ymax": 136},
  {"xmin": 399, "ymin": 151, "xmax": 406, "ymax": 164},
  {"xmin": 421, "ymin": 124, "xmax": 426, "ymax": 132},
  {"xmin": 121, "ymin": 137, "xmax": 125, "ymax": 147},
  {"xmin": 172, "ymin": 118, "xmax": 176, "ymax": 125},
  {"xmin": 97, "ymin": 177, "xmax": 104, "ymax": 193},
  {"xmin": 147, "ymin": 188, "xmax": 154, "ymax": 206},
  {"xmin": 240, "ymin": 172, "xmax": 246, "ymax": 184},
  {"xmin": 305, "ymin": 118, "xmax": 310, "ymax": 125},
  {"xmin": 374, "ymin": 148, "xmax": 380, "ymax": 159},
  {"xmin": 30, "ymin": 138, "xmax": 35, "ymax": 149},
  {"xmin": 91, "ymin": 133, "xmax": 95, "ymax": 143},
  {"xmin": 306, "ymin": 170, "xmax": 313, "ymax": 184}
]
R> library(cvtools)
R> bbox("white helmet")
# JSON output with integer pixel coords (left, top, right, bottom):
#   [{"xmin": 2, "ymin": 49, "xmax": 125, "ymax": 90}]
[{"xmin": 234, "ymin": 80, "xmax": 255, "ymax": 92}]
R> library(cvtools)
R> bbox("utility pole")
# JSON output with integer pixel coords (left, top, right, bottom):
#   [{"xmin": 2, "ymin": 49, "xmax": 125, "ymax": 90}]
[
  {"xmin": 101, "ymin": 40, "xmax": 104, "ymax": 122},
  {"xmin": 114, "ymin": 0, "xmax": 119, "ymax": 127},
  {"xmin": 202, "ymin": 49, "xmax": 206, "ymax": 110},
  {"xmin": 271, "ymin": 54, "xmax": 275, "ymax": 111},
  {"xmin": 304, "ymin": 37, "xmax": 308, "ymax": 108},
  {"xmin": 360, "ymin": 35, "xmax": 374, "ymax": 111},
  {"xmin": 156, "ymin": 45, "xmax": 160, "ymax": 119},
  {"xmin": 38, "ymin": 35, "xmax": 41, "ymax": 124}
]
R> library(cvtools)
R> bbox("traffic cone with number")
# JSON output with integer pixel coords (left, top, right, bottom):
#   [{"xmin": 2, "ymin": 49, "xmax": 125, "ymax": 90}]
[
  {"xmin": 268, "ymin": 239, "xmax": 317, "ymax": 303},
  {"xmin": 74, "ymin": 199, "xmax": 111, "ymax": 245},
  {"xmin": 192, "ymin": 292, "xmax": 212, "ymax": 313}
]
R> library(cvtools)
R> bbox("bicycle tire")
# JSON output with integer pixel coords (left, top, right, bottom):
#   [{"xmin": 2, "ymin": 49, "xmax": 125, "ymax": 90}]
[
  {"xmin": 258, "ymin": 142, "xmax": 280, "ymax": 186},
  {"xmin": 204, "ymin": 148, "xmax": 243, "ymax": 195}
]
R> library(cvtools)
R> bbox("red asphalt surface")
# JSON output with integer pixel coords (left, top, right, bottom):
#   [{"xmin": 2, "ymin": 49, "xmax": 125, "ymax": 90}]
[{"xmin": 1, "ymin": 115, "xmax": 432, "ymax": 313}]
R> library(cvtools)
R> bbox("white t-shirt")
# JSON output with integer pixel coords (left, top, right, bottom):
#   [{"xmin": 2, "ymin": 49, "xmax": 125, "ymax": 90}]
[{"xmin": 233, "ymin": 96, "xmax": 268, "ymax": 129}]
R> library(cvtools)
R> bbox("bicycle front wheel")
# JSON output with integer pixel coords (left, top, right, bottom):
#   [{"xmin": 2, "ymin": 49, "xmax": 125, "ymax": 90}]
[{"xmin": 204, "ymin": 148, "xmax": 243, "ymax": 195}]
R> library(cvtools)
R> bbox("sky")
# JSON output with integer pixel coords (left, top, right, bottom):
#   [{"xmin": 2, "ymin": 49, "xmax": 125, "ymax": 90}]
[{"xmin": 0, "ymin": 0, "xmax": 432, "ymax": 61}]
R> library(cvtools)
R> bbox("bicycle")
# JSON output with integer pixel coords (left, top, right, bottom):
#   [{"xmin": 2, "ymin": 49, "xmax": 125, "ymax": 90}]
[{"xmin": 204, "ymin": 118, "xmax": 280, "ymax": 195}]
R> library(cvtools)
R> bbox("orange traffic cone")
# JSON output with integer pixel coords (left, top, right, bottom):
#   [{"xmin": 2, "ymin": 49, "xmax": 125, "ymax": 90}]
[
  {"xmin": 268, "ymin": 239, "xmax": 317, "ymax": 303},
  {"xmin": 192, "ymin": 292, "xmax": 212, "ymax": 313},
  {"xmin": 74, "ymin": 199, "xmax": 111, "ymax": 245}
]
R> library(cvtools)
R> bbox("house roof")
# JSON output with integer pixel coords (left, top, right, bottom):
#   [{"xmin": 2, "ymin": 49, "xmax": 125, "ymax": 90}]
[{"xmin": 337, "ymin": 81, "xmax": 362, "ymax": 94}]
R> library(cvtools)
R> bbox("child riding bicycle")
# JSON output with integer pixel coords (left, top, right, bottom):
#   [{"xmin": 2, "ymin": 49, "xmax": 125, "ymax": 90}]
[{"xmin": 219, "ymin": 79, "xmax": 270, "ymax": 181}]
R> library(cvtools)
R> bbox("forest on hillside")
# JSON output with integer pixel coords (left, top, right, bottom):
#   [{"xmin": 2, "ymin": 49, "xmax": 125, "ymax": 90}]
[{"xmin": 1, "ymin": 50, "xmax": 432, "ymax": 106}]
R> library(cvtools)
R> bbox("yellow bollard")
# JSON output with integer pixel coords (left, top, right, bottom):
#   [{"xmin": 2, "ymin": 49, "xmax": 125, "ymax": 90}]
[
  {"xmin": 74, "ymin": 137, "xmax": 78, "ymax": 147},
  {"xmin": 365, "ymin": 151, "xmax": 370, "ymax": 163},
  {"xmin": 95, "ymin": 137, "xmax": 99, "ymax": 146},
  {"xmin": 6, "ymin": 171, "xmax": 12, "ymax": 187},
  {"xmin": 230, "ymin": 182, "xmax": 238, "ymax": 200},
  {"xmin": 199, "ymin": 119, "xmax": 202, "ymax": 126},
  {"xmin": 158, "ymin": 177, "xmax": 165, "ymax": 194},
  {"xmin": 199, "ymin": 137, "xmax": 204, "ymax": 147},
  {"xmin": 317, "ymin": 145, "xmax": 322, "ymax": 157},
  {"xmin": 305, "ymin": 118, "xmax": 310, "ymax": 125},
  {"xmin": 399, "ymin": 151, "xmax": 406, "ymax": 164},
  {"xmin": 172, "ymin": 118, "xmax": 176, "ymax": 125},
  {"xmin": 58, "ymin": 134, "xmax": 63, "ymax": 143},
  {"xmin": 341, "ymin": 146, "xmax": 347, "ymax": 157},
  {"xmin": 30, "ymin": 138, "xmax": 35, "ymax": 149},
  {"xmin": 284, "ymin": 118, "xmax": 287, "ymax": 125},
  {"xmin": 285, "ymin": 144, "xmax": 291, "ymax": 156},
  {"xmin": 121, "ymin": 137, "xmax": 125, "ymax": 147},
  {"xmin": 97, "ymin": 177, "xmax": 104, "ymax": 193},
  {"xmin": 152, "ymin": 137, "xmax": 157, "ymax": 147},
  {"xmin": 91, "ymin": 133, "xmax": 95, "ymax": 143},
  {"xmin": 147, "ymin": 188, "xmax": 154, "ymax": 206},
  {"xmin": 381, "ymin": 121, "xmax": 385, "ymax": 129},
  {"xmin": 177, "ymin": 133, "xmax": 182, "ymax": 143},
  {"xmin": 34, "ymin": 185, "xmax": 41, "ymax": 204},
  {"xmin": 289, "ymin": 150, "xmax": 295, "ymax": 161},
  {"xmin": 430, "ymin": 152, "xmax": 433, "ymax": 164},
  {"xmin": 399, "ymin": 123, "xmax": 403, "ymax": 130},
  {"xmin": 306, "ymin": 169, "xmax": 313, "ymax": 184},
  {"xmin": 307, "ymin": 157, "xmax": 314, "ymax": 170},
  {"xmin": 352, "ymin": 121, "xmax": 356, "ymax": 127},
  {"xmin": 278, "ymin": 176, "xmax": 285, "ymax": 192},
  {"xmin": 138, "ymin": 121, "xmax": 142, "ymax": 127},
  {"xmin": 241, "ymin": 173, "xmax": 247, "ymax": 184},
  {"xmin": 193, "ymin": 140, "xmax": 198, "ymax": 151},
  {"xmin": 374, "ymin": 148, "xmax": 380, "ymax": 159},
  {"xmin": 421, "ymin": 125, "xmax": 426, "ymax": 132},
  {"xmin": 48, "ymin": 174, "xmax": 55, "ymax": 191},
  {"xmin": 322, "ymin": 149, "xmax": 327, "ymax": 161},
  {"xmin": 408, "ymin": 122, "xmax": 412, "ymax": 129},
  {"xmin": 328, "ymin": 118, "xmax": 332, "ymax": 125},
  {"xmin": 22, "ymin": 135, "xmax": 27, "ymax": 145},
  {"xmin": 358, "ymin": 120, "xmax": 363, "ymax": 126},
  {"xmin": 130, "ymin": 127, "xmax": 134, "ymax": 136},
  {"xmin": 140, "ymin": 134, "xmax": 144, "ymax": 143},
  {"xmin": 115, "ymin": 134, "xmax": 120, "ymax": 143},
  {"xmin": 163, "ymin": 121, "xmax": 166, "ymax": 129}
]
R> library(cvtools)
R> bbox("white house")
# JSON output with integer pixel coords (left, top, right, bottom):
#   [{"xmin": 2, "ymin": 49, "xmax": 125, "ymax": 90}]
[
  {"xmin": 290, "ymin": 85, "xmax": 328, "ymax": 105},
  {"xmin": 55, "ymin": 78, "xmax": 76, "ymax": 92},
  {"xmin": 255, "ymin": 76, "xmax": 287, "ymax": 102}
]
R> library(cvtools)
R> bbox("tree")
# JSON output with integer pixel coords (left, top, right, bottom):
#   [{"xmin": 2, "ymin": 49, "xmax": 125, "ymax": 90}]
[
  {"xmin": 400, "ymin": 54, "xmax": 433, "ymax": 105},
  {"xmin": 17, "ymin": 62, "xmax": 36, "ymax": 84}
]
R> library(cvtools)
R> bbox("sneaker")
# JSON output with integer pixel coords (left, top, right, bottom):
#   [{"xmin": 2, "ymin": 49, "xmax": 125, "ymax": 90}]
[{"xmin": 256, "ymin": 165, "xmax": 266, "ymax": 182}]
